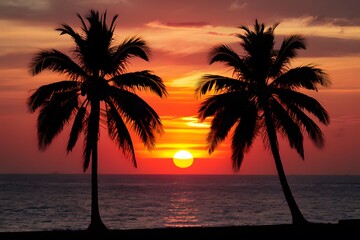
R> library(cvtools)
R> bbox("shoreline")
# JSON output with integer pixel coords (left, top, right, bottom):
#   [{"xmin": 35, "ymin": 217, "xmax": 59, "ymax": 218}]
[{"xmin": 1, "ymin": 222, "xmax": 359, "ymax": 240}]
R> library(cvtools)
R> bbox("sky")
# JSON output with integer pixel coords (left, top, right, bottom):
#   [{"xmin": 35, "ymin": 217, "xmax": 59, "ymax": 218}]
[{"xmin": 0, "ymin": 0, "xmax": 360, "ymax": 175}]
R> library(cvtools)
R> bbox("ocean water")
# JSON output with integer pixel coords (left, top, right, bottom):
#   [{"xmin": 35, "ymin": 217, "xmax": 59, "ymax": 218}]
[{"xmin": 0, "ymin": 174, "xmax": 359, "ymax": 232}]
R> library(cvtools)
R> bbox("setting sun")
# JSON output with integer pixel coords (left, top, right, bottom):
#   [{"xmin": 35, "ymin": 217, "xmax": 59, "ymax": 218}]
[{"xmin": 173, "ymin": 150, "xmax": 194, "ymax": 169}]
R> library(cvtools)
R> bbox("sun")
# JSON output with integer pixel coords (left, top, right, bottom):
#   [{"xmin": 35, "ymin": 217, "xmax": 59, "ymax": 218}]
[{"xmin": 173, "ymin": 150, "xmax": 194, "ymax": 169}]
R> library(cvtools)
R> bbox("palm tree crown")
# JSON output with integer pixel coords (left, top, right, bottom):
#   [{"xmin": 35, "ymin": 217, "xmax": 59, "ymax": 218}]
[
  {"xmin": 28, "ymin": 10, "xmax": 167, "ymax": 170},
  {"xmin": 27, "ymin": 9, "xmax": 167, "ymax": 231},
  {"xmin": 196, "ymin": 19, "xmax": 330, "ymax": 224}
]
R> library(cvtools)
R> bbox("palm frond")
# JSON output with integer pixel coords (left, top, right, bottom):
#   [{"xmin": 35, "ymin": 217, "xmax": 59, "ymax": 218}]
[
  {"xmin": 82, "ymin": 101, "xmax": 100, "ymax": 172},
  {"xmin": 231, "ymin": 104, "xmax": 259, "ymax": 171},
  {"xmin": 107, "ymin": 12, "xmax": 119, "ymax": 33},
  {"xmin": 272, "ymin": 65, "xmax": 330, "ymax": 90},
  {"xmin": 28, "ymin": 49, "xmax": 86, "ymax": 79},
  {"xmin": 85, "ymin": 9, "xmax": 115, "ymax": 48},
  {"xmin": 55, "ymin": 24, "xmax": 84, "ymax": 48},
  {"xmin": 37, "ymin": 90, "xmax": 79, "ymax": 150},
  {"xmin": 206, "ymin": 108, "xmax": 240, "ymax": 154},
  {"xmin": 209, "ymin": 44, "xmax": 249, "ymax": 78},
  {"xmin": 270, "ymin": 98, "xmax": 304, "ymax": 158},
  {"xmin": 196, "ymin": 74, "xmax": 247, "ymax": 97},
  {"xmin": 108, "ymin": 87, "xmax": 163, "ymax": 150},
  {"xmin": 76, "ymin": 13, "xmax": 88, "ymax": 32},
  {"xmin": 237, "ymin": 20, "xmax": 276, "ymax": 70},
  {"xmin": 71, "ymin": 10, "xmax": 118, "ymax": 76},
  {"xmin": 286, "ymin": 102, "xmax": 325, "ymax": 148},
  {"xmin": 270, "ymin": 35, "xmax": 306, "ymax": 77},
  {"xmin": 27, "ymin": 81, "xmax": 80, "ymax": 112},
  {"xmin": 111, "ymin": 71, "xmax": 168, "ymax": 97},
  {"xmin": 273, "ymin": 88, "xmax": 330, "ymax": 125},
  {"xmin": 113, "ymin": 36, "xmax": 150, "ymax": 73},
  {"xmin": 105, "ymin": 101, "xmax": 136, "ymax": 167},
  {"xmin": 83, "ymin": 132, "xmax": 92, "ymax": 172},
  {"xmin": 198, "ymin": 92, "xmax": 250, "ymax": 121},
  {"xmin": 67, "ymin": 107, "xmax": 87, "ymax": 153}
]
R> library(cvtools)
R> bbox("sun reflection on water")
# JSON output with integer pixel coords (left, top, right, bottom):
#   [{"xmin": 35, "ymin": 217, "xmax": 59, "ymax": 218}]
[{"xmin": 164, "ymin": 191, "xmax": 201, "ymax": 227}]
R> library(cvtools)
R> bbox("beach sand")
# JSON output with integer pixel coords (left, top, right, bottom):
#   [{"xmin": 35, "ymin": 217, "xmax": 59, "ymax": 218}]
[{"xmin": 0, "ymin": 222, "xmax": 359, "ymax": 240}]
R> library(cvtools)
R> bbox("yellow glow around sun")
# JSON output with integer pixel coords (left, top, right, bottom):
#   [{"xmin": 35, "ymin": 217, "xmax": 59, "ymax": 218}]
[{"xmin": 173, "ymin": 150, "xmax": 194, "ymax": 168}]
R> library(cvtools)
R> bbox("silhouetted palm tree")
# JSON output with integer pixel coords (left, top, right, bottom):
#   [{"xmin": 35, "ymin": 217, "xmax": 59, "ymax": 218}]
[
  {"xmin": 196, "ymin": 20, "xmax": 330, "ymax": 224},
  {"xmin": 27, "ymin": 10, "xmax": 167, "ymax": 231}
]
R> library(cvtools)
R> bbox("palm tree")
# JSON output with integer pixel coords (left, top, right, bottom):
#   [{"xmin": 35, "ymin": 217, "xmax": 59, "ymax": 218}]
[
  {"xmin": 27, "ymin": 10, "xmax": 167, "ymax": 231},
  {"xmin": 196, "ymin": 20, "xmax": 330, "ymax": 224}
]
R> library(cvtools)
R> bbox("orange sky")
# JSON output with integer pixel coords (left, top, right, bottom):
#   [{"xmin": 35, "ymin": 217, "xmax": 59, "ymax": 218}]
[{"xmin": 0, "ymin": 0, "xmax": 360, "ymax": 175}]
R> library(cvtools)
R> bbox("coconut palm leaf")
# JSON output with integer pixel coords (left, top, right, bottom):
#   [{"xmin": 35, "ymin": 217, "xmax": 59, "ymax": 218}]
[
  {"xmin": 56, "ymin": 24, "xmax": 84, "ymax": 48},
  {"xmin": 231, "ymin": 103, "xmax": 259, "ymax": 170},
  {"xmin": 198, "ymin": 92, "xmax": 247, "ymax": 120},
  {"xmin": 286, "ymin": 102, "xmax": 325, "ymax": 148},
  {"xmin": 107, "ymin": 87, "xmax": 163, "ymax": 150},
  {"xmin": 67, "ymin": 107, "xmax": 87, "ymax": 153},
  {"xmin": 106, "ymin": 101, "xmax": 136, "ymax": 167},
  {"xmin": 196, "ymin": 74, "xmax": 248, "ymax": 96},
  {"xmin": 209, "ymin": 45, "xmax": 250, "ymax": 79},
  {"xmin": 272, "ymin": 65, "xmax": 330, "ymax": 90},
  {"xmin": 111, "ymin": 70, "xmax": 167, "ymax": 97},
  {"xmin": 37, "ymin": 90, "xmax": 79, "ymax": 150},
  {"xmin": 270, "ymin": 35, "xmax": 306, "ymax": 77},
  {"xmin": 206, "ymin": 107, "xmax": 240, "ymax": 154},
  {"xmin": 273, "ymin": 88, "xmax": 330, "ymax": 124},
  {"xmin": 29, "ymin": 49, "xmax": 86, "ymax": 79},
  {"xmin": 27, "ymin": 81, "xmax": 80, "ymax": 112},
  {"xmin": 270, "ymin": 98, "xmax": 304, "ymax": 158},
  {"xmin": 82, "ymin": 113, "xmax": 95, "ymax": 172},
  {"xmin": 112, "ymin": 37, "xmax": 150, "ymax": 74}
]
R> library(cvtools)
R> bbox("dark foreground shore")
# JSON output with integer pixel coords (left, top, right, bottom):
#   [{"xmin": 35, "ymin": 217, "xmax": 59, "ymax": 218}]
[{"xmin": 1, "ymin": 222, "xmax": 359, "ymax": 240}]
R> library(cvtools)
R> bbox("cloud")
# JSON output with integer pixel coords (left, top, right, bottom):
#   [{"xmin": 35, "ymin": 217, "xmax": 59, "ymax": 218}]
[
  {"xmin": 0, "ymin": 0, "xmax": 133, "ymax": 28},
  {"xmin": 299, "ymin": 36, "xmax": 360, "ymax": 57},
  {"xmin": 306, "ymin": 16, "xmax": 360, "ymax": 27},
  {"xmin": 229, "ymin": 1, "xmax": 247, "ymax": 11},
  {"xmin": 165, "ymin": 21, "xmax": 210, "ymax": 28},
  {"xmin": 91, "ymin": 0, "xmax": 131, "ymax": 4},
  {"xmin": 144, "ymin": 20, "xmax": 239, "ymax": 55},
  {"xmin": 0, "ymin": 53, "xmax": 31, "ymax": 69},
  {"xmin": 277, "ymin": 16, "xmax": 360, "ymax": 40},
  {"xmin": 161, "ymin": 115, "xmax": 209, "ymax": 130},
  {"xmin": 145, "ymin": 17, "xmax": 360, "ymax": 58},
  {"xmin": 207, "ymin": 31, "xmax": 237, "ymax": 37},
  {"xmin": 139, "ymin": 115, "xmax": 210, "ymax": 158},
  {"xmin": 1, "ymin": 0, "xmax": 50, "ymax": 11},
  {"xmin": 331, "ymin": 116, "xmax": 360, "ymax": 125},
  {"xmin": 147, "ymin": 20, "xmax": 210, "ymax": 29},
  {"xmin": 169, "ymin": 73, "xmax": 204, "ymax": 88}
]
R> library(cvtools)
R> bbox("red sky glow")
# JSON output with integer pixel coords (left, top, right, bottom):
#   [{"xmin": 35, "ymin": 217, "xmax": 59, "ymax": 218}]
[{"xmin": 0, "ymin": 0, "xmax": 360, "ymax": 175}]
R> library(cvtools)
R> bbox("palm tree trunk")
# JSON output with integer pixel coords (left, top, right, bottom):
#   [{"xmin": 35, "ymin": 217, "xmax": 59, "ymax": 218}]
[
  {"xmin": 87, "ymin": 101, "xmax": 108, "ymax": 232},
  {"xmin": 264, "ymin": 111, "xmax": 309, "ymax": 224}
]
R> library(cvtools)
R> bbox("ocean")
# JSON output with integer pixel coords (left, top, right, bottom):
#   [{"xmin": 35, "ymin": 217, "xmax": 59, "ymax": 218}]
[{"xmin": 0, "ymin": 174, "xmax": 359, "ymax": 232}]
